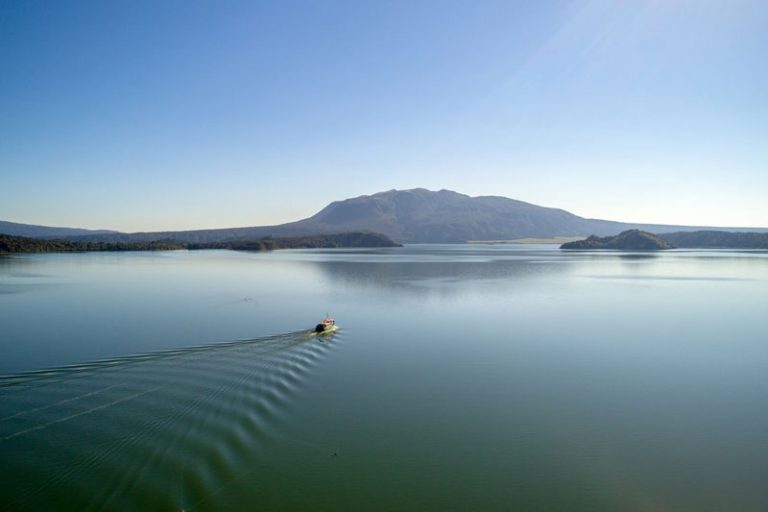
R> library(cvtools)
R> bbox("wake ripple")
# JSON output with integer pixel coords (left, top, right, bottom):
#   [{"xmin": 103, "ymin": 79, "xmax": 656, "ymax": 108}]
[{"xmin": 0, "ymin": 329, "xmax": 341, "ymax": 511}]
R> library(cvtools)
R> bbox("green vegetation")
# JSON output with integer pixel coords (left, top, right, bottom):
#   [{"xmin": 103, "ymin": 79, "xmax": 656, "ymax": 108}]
[
  {"xmin": 190, "ymin": 232, "xmax": 400, "ymax": 251},
  {"xmin": 0, "ymin": 232, "xmax": 400, "ymax": 254},
  {"xmin": 0, "ymin": 234, "xmax": 186, "ymax": 253},
  {"xmin": 560, "ymin": 230, "xmax": 674, "ymax": 250},
  {"xmin": 560, "ymin": 230, "xmax": 768, "ymax": 250},
  {"xmin": 658, "ymin": 231, "xmax": 768, "ymax": 249}
]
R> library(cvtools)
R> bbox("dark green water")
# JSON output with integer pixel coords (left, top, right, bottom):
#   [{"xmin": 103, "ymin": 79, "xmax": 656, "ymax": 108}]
[{"xmin": 1, "ymin": 246, "xmax": 767, "ymax": 511}]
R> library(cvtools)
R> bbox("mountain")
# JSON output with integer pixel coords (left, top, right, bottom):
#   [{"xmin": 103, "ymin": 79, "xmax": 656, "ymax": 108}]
[
  {"xmin": 5, "ymin": 189, "xmax": 767, "ymax": 244},
  {"xmin": 0, "ymin": 220, "xmax": 117, "ymax": 238},
  {"xmin": 560, "ymin": 230, "xmax": 675, "ymax": 250},
  {"xmin": 257, "ymin": 189, "xmax": 766, "ymax": 243},
  {"xmin": 48, "ymin": 188, "xmax": 614, "ymax": 244},
  {"xmin": 294, "ymin": 188, "xmax": 599, "ymax": 242}
]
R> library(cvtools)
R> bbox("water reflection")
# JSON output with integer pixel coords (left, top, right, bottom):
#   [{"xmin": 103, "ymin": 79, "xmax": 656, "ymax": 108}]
[
  {"xmin": 267, "ymin": 245, "xmax": 576, "ymax": 297},
  {"xmin": 1, "ymin": 247, "xmax": 767, "ymax": 511},
  {"xmin": 305, "ymin": 258, "xmax": 572, "ymax": 296},
  {"xmin": 0, "ymin": 255, "xmax": 57, "ymax": 295}
]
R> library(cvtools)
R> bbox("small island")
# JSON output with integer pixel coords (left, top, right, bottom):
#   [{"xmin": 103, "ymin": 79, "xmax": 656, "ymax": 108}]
[
  {"xmin": 0, "ymin": 232, "xmax": 400, "ymax": 254},
  {"xmin": 560, "ymin": 230, "xmax": 674, "ymax": 250}
]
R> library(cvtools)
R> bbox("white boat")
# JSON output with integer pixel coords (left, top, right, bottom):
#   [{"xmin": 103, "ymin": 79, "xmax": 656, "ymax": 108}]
[{"xmin": 311, "ymin": 317, "xmax": 338, "ymax": 335}]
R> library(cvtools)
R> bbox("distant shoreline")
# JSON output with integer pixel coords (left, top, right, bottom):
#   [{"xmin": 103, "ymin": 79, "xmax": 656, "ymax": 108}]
[
  {"xmin": 0, "ymin": 232, "xmax": 400, "ymax": 255},
  {"xmin": 560, "ymin": 230, "xmax": 768, "ymax": 250},
  {"xmin": 467, "ymin": 237, "xmax": 585, "ymax": 245}
]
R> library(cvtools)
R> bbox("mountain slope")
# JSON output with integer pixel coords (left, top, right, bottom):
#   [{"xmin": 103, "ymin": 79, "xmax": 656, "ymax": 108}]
[
  {"xmin": 0, "ymin": 220, "xmax": 117, "ymax": 238},
  {"xmin": 300, "ymin": 189, "xmax": 596, "ymax": 242},
  {"xmin": 6, "ymin": 189, "xmax": 766, "ymax": 244},
  {"xmin": 58, "ymin": 189, "xmax": 619, "ymax": 244},
  {"xmin": 283, "ymin": 189, "xmax": 759, "ymax": 243}
]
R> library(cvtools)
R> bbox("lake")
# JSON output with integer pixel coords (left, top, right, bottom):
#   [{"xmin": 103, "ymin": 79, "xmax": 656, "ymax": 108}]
[{"xmin": 1, "ymin": 245, "xmax": 767, "ymax": 511}]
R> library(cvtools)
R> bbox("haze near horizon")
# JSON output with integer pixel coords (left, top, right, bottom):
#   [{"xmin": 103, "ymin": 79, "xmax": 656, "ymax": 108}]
[{"xmin": 1, "ymin": 1, "xmax": 766, "ymax": 232}]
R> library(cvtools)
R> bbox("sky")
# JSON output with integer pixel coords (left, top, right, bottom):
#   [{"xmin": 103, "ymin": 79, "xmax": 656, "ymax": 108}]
[{"xmin": 1, "ymin": 0, "xmax": 766, "ymax": 232}]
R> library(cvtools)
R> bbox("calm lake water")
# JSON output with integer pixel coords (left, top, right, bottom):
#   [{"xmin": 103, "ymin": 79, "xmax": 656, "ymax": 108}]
[{"xmin": 1, "ymin": 245, "xmax": 767, "ymax": 511}]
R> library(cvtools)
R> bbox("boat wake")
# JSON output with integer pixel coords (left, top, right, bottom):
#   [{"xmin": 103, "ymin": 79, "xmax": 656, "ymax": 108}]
[{"xmin": 0, "ymin": 329, "xmax": 340, "ymax": 511}]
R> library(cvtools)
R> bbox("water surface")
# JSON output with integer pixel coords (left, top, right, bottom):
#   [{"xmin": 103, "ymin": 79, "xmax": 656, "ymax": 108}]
[{"xmin": 1, "ymin": 246, "xmax": 767, "ymax": 510}]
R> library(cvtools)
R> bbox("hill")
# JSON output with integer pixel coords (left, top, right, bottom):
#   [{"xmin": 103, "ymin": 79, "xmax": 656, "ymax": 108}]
[
  {"xmin": 6, "ymin": 189, "xmax": 767, "ymax": 244},
  {"xmin": 0, "ymin": 220, "xmax": 116, "ymax": 238},
  {"xmin": 245, "ymin": 189, "xmax": 765, "ymax": 243},
  {"xmin": 560, "ymin": 230, "xmax": 675, "ymax": 250},
  {"xmin": 295, "ymin": 189, "xmax": 603, "ymax": 242}
]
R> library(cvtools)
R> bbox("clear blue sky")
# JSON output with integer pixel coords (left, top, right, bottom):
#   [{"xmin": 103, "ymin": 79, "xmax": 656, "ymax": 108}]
[{"xmin": 2, "ymin": 0, "xmax": 766, "ymax": 231}]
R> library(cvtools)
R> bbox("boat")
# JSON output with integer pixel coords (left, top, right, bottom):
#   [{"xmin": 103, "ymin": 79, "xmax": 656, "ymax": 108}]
[{"xmin": 311, "ymin": 316, "xmax": 338, "ymax": 336}]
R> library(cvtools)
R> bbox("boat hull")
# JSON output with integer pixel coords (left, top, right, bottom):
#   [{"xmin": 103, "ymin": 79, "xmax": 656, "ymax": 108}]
[{"xmin": 309, "ymin": 325, "xmax": 339, "ymax": 336}]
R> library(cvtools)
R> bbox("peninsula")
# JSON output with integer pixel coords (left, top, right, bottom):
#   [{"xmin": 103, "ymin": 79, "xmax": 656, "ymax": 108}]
[
  {"xmin": 0, "ymin": 232, "xmax": 399, "ymax": 254},
  {"xmin": 560, "ymin": 229, "xmax": 768, "ymax": 250}
]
